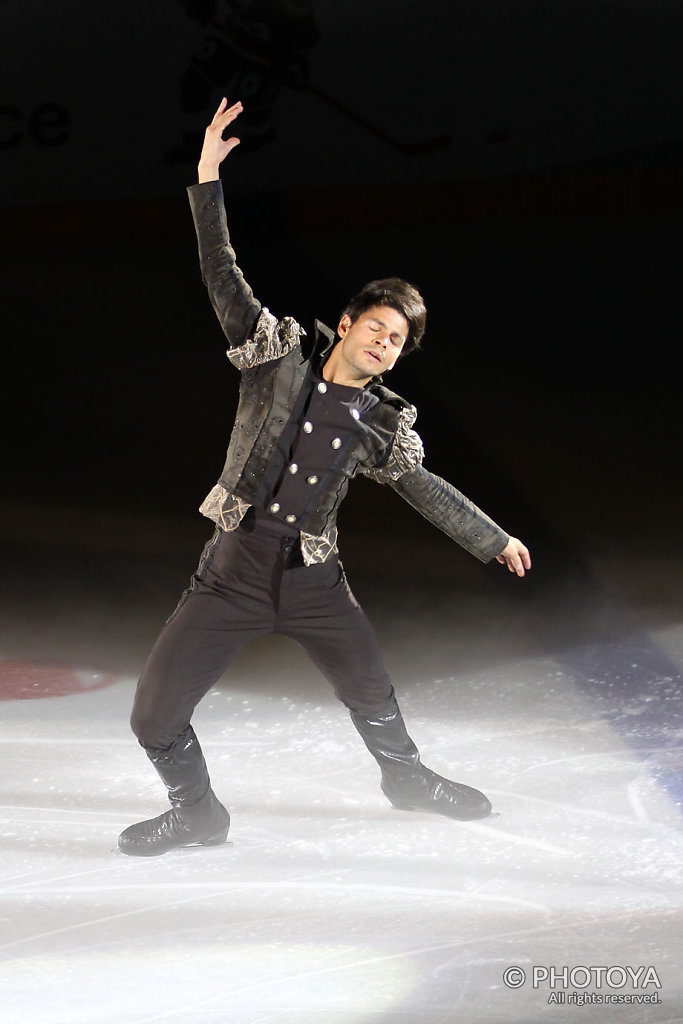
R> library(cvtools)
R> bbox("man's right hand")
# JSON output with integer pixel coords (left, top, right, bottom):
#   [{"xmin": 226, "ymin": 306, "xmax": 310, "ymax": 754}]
[{"xmin": 197, "ymin": 98, "xmax": 243, "ymax": 183}]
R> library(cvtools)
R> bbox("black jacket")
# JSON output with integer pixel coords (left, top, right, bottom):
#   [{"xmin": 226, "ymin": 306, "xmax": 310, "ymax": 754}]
[{"xmin": 188, "ymin": 180, "xmax": 509, "ymax": 566}]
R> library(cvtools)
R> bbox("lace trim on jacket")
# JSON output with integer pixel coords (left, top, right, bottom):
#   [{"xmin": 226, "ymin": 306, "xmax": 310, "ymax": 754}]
[
  {"xmin": 300, "ymin": 523, "xmax": 339, "ymax": 566},
  {"xmin": 199, "ymin": 485, "xmax": 252, "ymax": 531},
  {"xmin": 226, "ymin": 308, "xmax": 304, "ymax": 370},
  {"xmin": 361, "ymin": 404, "xmax": 424, "ymax": 483}
]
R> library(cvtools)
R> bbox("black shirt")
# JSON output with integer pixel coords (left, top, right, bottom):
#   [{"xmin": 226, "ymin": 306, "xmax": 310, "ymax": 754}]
[{"xmin": 263, "ymin": 375, "xmax": 379, "ymax": 528}]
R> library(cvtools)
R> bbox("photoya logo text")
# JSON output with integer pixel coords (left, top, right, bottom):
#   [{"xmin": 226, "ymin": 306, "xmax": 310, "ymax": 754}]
[{"xmin": 503, "ymin": 964, "xmax": 662, "ymax": 991}]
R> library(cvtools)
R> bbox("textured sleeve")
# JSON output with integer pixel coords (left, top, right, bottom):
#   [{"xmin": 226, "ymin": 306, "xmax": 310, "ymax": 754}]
[
  {"xmin": 389, "ymin": 465, "xmax": 509, "ymax": 562},
  {"xmin": 187, "ymin": 180, "xmax": 263, "ymax": 350}
]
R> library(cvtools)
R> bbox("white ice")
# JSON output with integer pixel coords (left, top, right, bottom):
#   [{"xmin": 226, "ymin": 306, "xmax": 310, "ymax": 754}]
[{"xmin": 1, "ymin": 508, "xmax": 681, "ymax": 1024}]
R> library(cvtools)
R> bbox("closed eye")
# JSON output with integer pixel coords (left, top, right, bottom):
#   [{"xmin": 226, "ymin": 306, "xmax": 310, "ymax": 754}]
[{"xmin": 369, "ymin": 321, "xmax": 405, "ymax": 346}]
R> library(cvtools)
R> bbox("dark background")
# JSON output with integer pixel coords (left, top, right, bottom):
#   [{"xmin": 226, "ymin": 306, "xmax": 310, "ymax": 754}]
[{"xmin": 2, "ymin": 0, "xmax": 682, "ymax": 605}]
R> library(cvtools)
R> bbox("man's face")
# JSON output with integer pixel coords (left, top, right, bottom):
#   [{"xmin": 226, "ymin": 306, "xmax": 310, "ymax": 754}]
[{"xmin": 335, "ymin": 305, "xmax": 409, "ymax": 382}]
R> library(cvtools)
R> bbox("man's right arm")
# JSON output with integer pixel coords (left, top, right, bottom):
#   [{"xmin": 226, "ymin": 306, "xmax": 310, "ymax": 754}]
[
  {"xmin": 187, "ymin": 98, "xmax": 262, "ymax": 350},
  {"xmin": 187, "ymin": 179, "xmax": 262, "ymax": 350}
]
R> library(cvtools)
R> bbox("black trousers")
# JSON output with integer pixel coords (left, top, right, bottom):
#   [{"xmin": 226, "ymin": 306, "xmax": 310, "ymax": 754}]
[{"xmin": 131, "ymin": 517, "xmax": 394, "ymax": 751}]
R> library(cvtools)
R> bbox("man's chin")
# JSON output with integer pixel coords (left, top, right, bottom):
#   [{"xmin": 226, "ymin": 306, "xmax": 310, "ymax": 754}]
[{"xmin": 365, "ymin": 354, "xmax": 383, "ymax": 369}]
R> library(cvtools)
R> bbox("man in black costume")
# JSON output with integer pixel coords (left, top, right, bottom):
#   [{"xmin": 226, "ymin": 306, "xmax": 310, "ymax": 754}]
[{"xmin": 118, "ymin": 99, "xmax": 531, "ymax": 857}]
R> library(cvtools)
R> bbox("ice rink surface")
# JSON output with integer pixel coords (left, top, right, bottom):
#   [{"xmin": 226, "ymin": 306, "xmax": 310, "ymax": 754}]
[{"xmin": 1, "ymin": 501, "xmax": 681, "ymax": 1024}]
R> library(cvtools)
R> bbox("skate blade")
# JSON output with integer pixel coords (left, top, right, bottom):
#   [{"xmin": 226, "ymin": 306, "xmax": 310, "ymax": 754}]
[{"xmin": 112, "ymin": 837, "xmax": 233, "ymax": 857}]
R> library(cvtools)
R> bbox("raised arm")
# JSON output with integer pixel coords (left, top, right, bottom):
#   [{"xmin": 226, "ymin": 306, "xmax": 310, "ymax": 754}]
[{"xmin": 187, "ymin": 99, "xmax": 262, "ymax": 350}]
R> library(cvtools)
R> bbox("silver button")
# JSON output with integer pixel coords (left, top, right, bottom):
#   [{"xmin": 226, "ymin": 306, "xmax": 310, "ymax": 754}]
[
  {"xmin": 269, "ymin": 502, "xmax": 280, "ymax": 514},
  {"xmin": 317, "ymin": 382, "xmax": 328, "ymax": 394},
  {"xmin": 303, "ymin": 421, "xmax": 313, "ymax": 433},
  {"xmin": 350, "ymin": 408, "xmax": 361, "ymax": 420},
  {"xmin": 331, "ymin": 437, "xmax": 342, "ymax": 449},
  {"xmin": 307, "ymin": 475, "xmax": 319, "ymax": 485},
  {"xmin": 285, "ymin": 514, "xmax": 297, "ymax": 524},
  {"xmin": 288, "ymin": 463, "xmax": 298, "ymax": 474}
]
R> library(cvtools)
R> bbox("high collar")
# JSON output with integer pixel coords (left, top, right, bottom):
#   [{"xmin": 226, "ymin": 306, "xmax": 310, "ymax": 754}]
[
  {"xmin": 310, "ymin": 319, "xmax": 384, "ymax": 385},
  {"xmin": 312, "ymin": 319, "xmax": 336, "ymax": 360}
]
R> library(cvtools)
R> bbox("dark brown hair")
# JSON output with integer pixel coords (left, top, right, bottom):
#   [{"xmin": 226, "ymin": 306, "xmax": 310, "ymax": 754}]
[{"xmin": 342, "ymin": 278, "xmax": 426, "ymax": 356}]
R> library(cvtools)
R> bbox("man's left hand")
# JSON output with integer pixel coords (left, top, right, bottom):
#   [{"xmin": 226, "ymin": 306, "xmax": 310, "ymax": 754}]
[{"xmin": 496, "ymin": 537, "xmax": 532, "ymax": 577}]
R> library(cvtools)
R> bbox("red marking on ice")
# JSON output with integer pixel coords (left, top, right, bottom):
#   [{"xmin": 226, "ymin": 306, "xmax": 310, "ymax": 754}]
[{"xmin": 0, "ymin": 661, "xmax": 119, "ymax": 700}]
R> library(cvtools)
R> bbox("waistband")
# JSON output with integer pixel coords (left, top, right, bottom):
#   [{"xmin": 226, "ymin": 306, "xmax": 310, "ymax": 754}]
[{"xmin": 237, "ymin": 506, "xmax": 305, "ymax": 565}]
